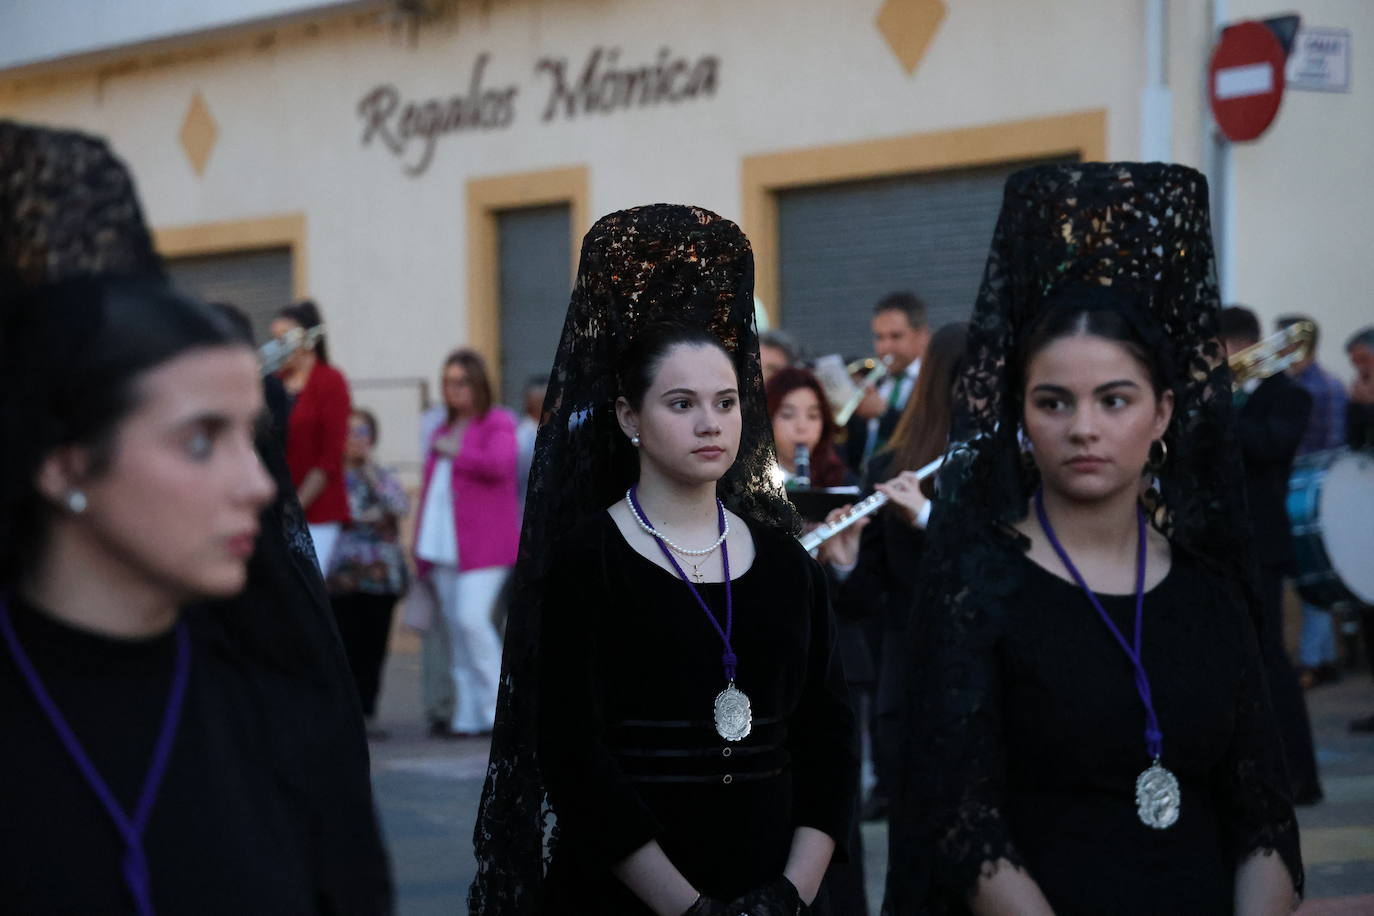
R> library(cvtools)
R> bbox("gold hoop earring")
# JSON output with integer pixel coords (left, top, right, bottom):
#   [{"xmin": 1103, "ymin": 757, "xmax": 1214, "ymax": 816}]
[{"xmin": 1151, "ymin": 438, "xmax": 1169, "ymax": 467}]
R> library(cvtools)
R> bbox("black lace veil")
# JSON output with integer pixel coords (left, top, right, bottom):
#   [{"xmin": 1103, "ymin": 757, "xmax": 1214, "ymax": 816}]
[
  {"xmin": 469, "ymin": 204, "xmax": 797, "ymax": 913},
  {"xmin": 0, "ymin": 120, "xmax": 391, "ymax": 912},
  {"xmin": 883, "ymin": 163, "xmax": 1270, "ymax": 911}
]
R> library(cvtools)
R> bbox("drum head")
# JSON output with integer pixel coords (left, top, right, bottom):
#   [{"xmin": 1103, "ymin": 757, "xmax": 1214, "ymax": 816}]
[{"xmin": 1318, "ymin": 450, "xmax": 1374, "ymax": 604}]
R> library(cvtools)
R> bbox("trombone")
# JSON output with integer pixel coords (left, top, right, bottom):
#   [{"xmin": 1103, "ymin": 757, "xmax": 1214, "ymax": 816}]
[{"xmin": 1228, "ymin": 321, "xmax": 1315, "ymax": 386}]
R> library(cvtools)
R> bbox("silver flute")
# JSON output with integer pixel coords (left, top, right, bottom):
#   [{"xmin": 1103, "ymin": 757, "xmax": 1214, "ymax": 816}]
[{"xmin": 799, "ymin": 451, "xmax": 945, "ymax": 552}]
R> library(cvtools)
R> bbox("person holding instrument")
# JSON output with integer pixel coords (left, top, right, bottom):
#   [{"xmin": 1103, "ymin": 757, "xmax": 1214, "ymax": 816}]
[
  {"xmin": 1218, "ymin": 306, "xmax": 1322, "ymax": 805},
  {"xmin": 0, "ymin": 120, "xmax": 391, "ymax": 914},
  {"xmin": 767, "ymin": 367, "xmax": 853, "ymax": 491},
  {"xmin": 830, "ymin": 321, "xmax": 967, "ymax": 823},
  {"xmin": 884, "ymin": 163, "xmax": 1301, "ymax": 915},
  {"xmin": 469, "ymin": 204, "xmax": 857, "ymax": 916}
]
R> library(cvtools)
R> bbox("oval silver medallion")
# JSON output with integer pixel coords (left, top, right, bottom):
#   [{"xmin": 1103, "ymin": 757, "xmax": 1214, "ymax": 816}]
[
  {"xmin": 1135, "ymin": 762, "xmax": 1180, "ymax": 829},
  {"xmin": 713, "ymin": 683, "xmax": 752, "ymax": 742}
]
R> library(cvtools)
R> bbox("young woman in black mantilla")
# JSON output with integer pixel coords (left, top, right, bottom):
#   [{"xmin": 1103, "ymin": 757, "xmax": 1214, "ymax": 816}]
[
  {"xmin": 468, "ymin": 204, "xmax": 858, "ymax": 916},
  {"xmin": 882, "ymin": 164, "xmax": 1302, "ymax": 915},
  {"xmin": 0, "ymin": 120, "xmax": 391, "ymax": 915}
]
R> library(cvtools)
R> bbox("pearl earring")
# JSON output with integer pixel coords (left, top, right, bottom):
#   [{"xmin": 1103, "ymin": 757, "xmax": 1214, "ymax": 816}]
[
  {"xmin": 630, "ymin": 435, "xmax": 641, "ymax": 448},
  {"xmin": 65, "ymin": 490, "xmax": 88, "ymax": 514}
]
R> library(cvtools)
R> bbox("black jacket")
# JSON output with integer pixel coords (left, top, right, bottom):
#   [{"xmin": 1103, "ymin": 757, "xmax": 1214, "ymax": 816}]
[{"xmin": 1236, "ymin": 374, "xmax": 1312, "ymax": 571}]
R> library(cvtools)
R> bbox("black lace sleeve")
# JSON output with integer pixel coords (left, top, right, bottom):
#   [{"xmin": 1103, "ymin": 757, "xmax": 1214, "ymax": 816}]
[
  {"xmin": 885, "ymin": 529, "xmax": 1028, "ymax": 913},
  {"xmin": 1212, "ymin": 576, "xmax": 1304, "ymax": 897},
  {"xmin": 535, "ymin": 528, "xmax": 662, "ymax": 869}
]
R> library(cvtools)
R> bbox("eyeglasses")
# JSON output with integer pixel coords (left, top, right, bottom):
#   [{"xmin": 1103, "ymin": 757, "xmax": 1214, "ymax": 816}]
[{"xmin": 443, "ymin": 377, "xmax": 472, "ymax": 389}]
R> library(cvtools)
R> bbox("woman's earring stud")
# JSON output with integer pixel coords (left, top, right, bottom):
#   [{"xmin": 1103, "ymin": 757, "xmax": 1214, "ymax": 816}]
[
  {"xmin": 630, "ymin": 435, "xmax": 641, "ymax": 448},
  {"xmin": 64, "ymin": 489, "xmax": 88, "ymax": 514}
]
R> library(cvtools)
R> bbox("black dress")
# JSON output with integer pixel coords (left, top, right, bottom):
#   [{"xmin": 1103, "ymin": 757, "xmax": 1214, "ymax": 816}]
[
  {"xmin": 536, "ymin": 512, "xmax": 858, "ymax": 914},
  {"xmin": 906, "ymin": 546, "xmax": 1302, "ymax": 915},
  {"xmin": 0, "ymin": 595, "xmax": 391, "ymax": 914}
]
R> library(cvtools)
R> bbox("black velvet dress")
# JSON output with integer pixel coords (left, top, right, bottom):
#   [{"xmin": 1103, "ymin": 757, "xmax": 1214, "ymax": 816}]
[
  {"xmin": 903, "ymin": 545, "xmax": 1302, "ymax": 914},
  {"xmin": 536, "ymin": 512, "xmax": 858, "ymax": 914},
  {"xmin": 0, "ymin": 596, "xmax": 391, "ymax": 914}
]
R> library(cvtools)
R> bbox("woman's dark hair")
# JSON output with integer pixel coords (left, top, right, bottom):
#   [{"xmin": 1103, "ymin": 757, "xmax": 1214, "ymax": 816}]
[
  {"xmin": 616, "ymin": 322, "xmax": 735, "ymax": 411},
  {"xmin": 883, "ymin": 321, "xmax": 968, "ymax": 475},
  {"xmin": 1, "ymin": 276, "xmax": 246, "ymax": 584},
  {"xmin": 351, "ymin": 407, "xmax": 380, "ymax": 446},
  {"xmin": 765, "ymin": 367, "xmax": 848, "ymax": 488},
  {"xmin": 1016, "ymin": 285, "xmax": 1172, "ymax": 400},
  {"xmin": 443, "ymin": 348, "xmax": 494, "ymax": 420},
  {"xmin": 278, "ymin": 299, "xmax": 329, "ymax": 364}
]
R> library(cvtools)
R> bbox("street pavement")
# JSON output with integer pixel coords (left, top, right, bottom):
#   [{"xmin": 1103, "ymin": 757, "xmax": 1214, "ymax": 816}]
[{"xmin": 369, "ymin": 648, "xmax": 1374, "ymax": 915}]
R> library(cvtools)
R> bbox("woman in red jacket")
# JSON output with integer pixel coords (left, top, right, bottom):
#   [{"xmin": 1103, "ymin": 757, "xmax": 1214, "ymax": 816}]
[
  {"xmin": 413, "ymin": 349, "xmax": 520, "ymax": 737},
  {"xmin": 272, "ymin": 300, "xmax": 352, "ymax": 572}
]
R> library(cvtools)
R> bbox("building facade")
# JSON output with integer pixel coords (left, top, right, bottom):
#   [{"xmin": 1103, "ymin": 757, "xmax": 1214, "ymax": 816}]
[{"xmin": 3, "ymin": 0, "xmax": 1369, "ymax": 471}]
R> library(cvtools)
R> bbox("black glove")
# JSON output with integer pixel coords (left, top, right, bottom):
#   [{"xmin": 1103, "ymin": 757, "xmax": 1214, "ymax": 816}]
[
  {"xmin": 726, "ymin": 875, "xmax": 807, "ymax": 915},
  {"xmin": 682, "ymin": 894, "xmax": 730, "ymax": 916}
]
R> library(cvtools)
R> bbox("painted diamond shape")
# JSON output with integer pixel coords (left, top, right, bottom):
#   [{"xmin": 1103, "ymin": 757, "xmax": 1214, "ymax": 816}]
[
  {"xmin": 179, "ymin": 91, "xmax": 218, "ymax": 176},
  {"xmin": 876, "ymin": 0, "xmax": 947, "ymax": 76}
]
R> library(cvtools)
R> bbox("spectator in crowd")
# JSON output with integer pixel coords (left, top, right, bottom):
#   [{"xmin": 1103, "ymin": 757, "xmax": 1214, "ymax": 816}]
[
  {"xmin": 326, "ymin": 408, "xmax": 411, "ymax": 739},
  {"xmin": 515, "ymin": 374, "xmax": 549, "ymax": 512},
  {"xmin": 272, "ymin": 300, "xmax": 352, "ymax": 572},
  {"xmin": 417, "ymin": 398, "xmax": 455, "ymax": 736},
  {"xmin": 413, "ymin": 349, "xmax": 520, "ymax": 737}
]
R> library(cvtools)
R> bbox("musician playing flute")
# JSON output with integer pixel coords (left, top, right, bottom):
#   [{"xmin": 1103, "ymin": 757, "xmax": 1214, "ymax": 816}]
[
  {"xmin": 883, "ymin": 164, "xmax": 1301, "ymax": 915},
  {"xmin": 469, "ymin": 205, "xmax": 857, "ymax": 916}
]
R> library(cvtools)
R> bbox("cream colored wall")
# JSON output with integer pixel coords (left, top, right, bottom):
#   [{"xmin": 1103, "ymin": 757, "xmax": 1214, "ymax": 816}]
[
  {"xmin": 1222, "ymin": 0, "xmax": 1372, "ymax": 378},
  {"xmin": 0, "ymin": 0, "xmax": 1153, "ymax": 466}
]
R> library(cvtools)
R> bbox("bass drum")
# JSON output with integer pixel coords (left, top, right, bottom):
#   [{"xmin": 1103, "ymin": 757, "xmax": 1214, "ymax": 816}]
[{"xmin": 1287, "ymin": 448, "xmax": 1374, "ymax": 608}]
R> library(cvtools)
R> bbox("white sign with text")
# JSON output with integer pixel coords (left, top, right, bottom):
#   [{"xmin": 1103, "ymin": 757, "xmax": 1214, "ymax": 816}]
[{"xmin": 1286, "ymin": 27, "xmax": 1351, "ymax": 93}]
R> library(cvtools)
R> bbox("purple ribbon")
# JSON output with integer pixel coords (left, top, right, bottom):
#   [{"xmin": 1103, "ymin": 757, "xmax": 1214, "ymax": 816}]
[
  {"xmin": 627, "ymin": 487, "xmax": 737, "ymax": 681},
  {"xmin": 0, "ymin": 594, "xmax": 191, "ymax": 916},
  {"xmin": 1033, "ymin": 490, "xmax": 1164, "ymax": 761}
]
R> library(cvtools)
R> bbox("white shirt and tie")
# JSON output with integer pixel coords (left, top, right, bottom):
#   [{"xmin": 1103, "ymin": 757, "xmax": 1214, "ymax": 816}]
[{"xmin": 863, "ymin": 358, "xmax": 921, "ymax": 463}]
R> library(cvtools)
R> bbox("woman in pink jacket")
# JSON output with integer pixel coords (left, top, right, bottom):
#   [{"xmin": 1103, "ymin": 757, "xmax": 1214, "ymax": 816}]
[{"xmin": 414, "ymin": 349, "xmax": 520, "ymax": 736}]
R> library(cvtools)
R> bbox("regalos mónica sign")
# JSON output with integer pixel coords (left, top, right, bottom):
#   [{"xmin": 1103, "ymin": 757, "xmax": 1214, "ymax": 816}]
[{"xmin": 358, "ymin": 47, "xmax": 720, "ymax": 176}]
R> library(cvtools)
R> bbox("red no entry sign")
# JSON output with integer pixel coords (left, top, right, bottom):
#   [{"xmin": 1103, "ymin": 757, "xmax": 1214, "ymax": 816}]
[{"xmin": 1209, "ymin": 20, "xmax": 1287, "ymax": 142}]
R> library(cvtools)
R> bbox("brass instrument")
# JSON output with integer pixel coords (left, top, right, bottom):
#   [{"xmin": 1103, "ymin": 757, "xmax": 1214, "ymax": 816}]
[
  {"xmin": 1228, "ymin": 321, "xmax": 1315, "ymax": 385},
  {"xmin": 832, "ymin": 355, "xmax": 892, "ymax": 426},
  {"xmin": 259, "ymin": 325, "xmax": 326, "ymax": 376}
]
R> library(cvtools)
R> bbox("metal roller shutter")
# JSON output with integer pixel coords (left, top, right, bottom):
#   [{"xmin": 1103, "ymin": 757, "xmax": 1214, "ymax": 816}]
[
  {"xmin": 776, "ymin": 159, "xmax": 1071, "ymax": 361},
  {"xmin": 165, "ymin": 247, "xmax": 294, "ymax": 345},
  {"xmin": 497, "ymin": 204, "xmax": 572, "ymax": 406}
]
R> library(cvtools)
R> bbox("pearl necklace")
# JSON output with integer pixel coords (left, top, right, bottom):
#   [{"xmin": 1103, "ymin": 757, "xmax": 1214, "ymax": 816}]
[{"xmin": 624, "ymin": 488, "xmax": 729, "ymax": 557}]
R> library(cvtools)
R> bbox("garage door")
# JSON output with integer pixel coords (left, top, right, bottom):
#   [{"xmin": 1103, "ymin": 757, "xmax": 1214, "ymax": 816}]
[
  {"xmin": 497, "ymin": 204, "xmax": 571, "ymax": 407},
  {"xmin": 165, "ymin": 247, "xmax": 294, "ymax": 345},
  {"xmin": 776, "ymin": 159, "xmax": 1070, "ymax": 362}
]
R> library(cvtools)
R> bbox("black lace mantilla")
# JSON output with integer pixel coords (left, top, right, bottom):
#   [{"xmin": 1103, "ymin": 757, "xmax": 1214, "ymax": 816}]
[
  {"xmin": 883, "ymin": 163, "xmax": 1303, "ymax": 912},
  {"xmin": 468, "ymin": 204, "xmax": 798, "ymax": 914}
]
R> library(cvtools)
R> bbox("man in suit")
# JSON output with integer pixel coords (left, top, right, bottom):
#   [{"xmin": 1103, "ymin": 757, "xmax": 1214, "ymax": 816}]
[
  {"xmin": 1220, "ymin": 306, "xmax": 1323, "ymax": 803},
  {"xmin": 844, "ymin": 292, "xmax": 931, "ymax": 474}
]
